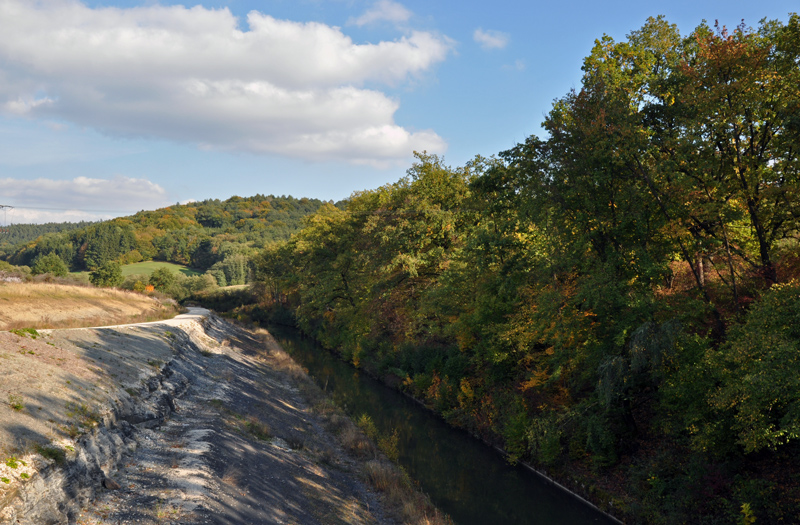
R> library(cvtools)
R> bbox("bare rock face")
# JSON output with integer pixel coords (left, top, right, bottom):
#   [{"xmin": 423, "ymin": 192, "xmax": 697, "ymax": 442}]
[
  {"xmin": 0, "ymin": 323, "xmax": 192, "ymax": 525},
  {"xmin": 3, "ymin": 424, "xmax": 138, "ymax": 524},
  {"xmin": 2, "ymin": 310, "xmax": 389, "ymax": 525}
]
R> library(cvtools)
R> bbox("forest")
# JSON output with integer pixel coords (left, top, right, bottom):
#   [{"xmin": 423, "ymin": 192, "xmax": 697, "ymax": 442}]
[
  {"xmin": 0, "ymin": 221, "xmax": 95, "ymax": 259},
  {"xmin": 252, "ymin": 16, "xmax": 800, "ymax": 523},
  {"xmin": 2, "ymin": 195, "xmax": 329, "ymax": 275}
]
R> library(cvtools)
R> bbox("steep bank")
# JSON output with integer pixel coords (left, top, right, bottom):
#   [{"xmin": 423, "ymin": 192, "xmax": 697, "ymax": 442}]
[{"xmin": 0, "ymin": 309, "xmax": 393, "ymax": 524}]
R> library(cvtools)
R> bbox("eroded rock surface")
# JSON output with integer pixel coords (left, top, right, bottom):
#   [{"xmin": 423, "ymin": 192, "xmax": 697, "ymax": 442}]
[{"xmin": 1, "ymin": 309, "xmax": 387, "ymax": 525}]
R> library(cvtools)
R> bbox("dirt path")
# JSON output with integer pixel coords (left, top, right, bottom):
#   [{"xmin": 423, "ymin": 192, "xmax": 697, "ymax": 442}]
[{"xmin": 1, "ymin": 310, "xmax": 389, "ymax": 525}]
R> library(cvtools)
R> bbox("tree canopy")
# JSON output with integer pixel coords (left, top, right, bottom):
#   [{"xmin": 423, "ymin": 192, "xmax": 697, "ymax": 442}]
[{"xmin": 253, "ymin": 15, "xmax": 800, "ymax": 523}]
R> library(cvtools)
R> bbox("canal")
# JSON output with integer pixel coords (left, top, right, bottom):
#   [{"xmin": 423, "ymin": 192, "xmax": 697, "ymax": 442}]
[{"xmin": 268, "ymin": 325, "xmax": 618, "ymax": 525}]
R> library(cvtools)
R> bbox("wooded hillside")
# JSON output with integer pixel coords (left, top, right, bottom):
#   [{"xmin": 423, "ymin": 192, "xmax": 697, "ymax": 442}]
[
  {"xmin": 0, "ymin": 221, "xmax": 95, "ymax": 259},
  {"xmin": 4, "ymin": 195, "xmax": 329, "ymax": 273}
]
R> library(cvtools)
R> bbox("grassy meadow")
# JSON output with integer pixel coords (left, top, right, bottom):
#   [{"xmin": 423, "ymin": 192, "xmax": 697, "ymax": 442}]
[
  {"xmin": 120, "ymin": 261, "xmax": 201, "ymax": 277},
  {"xmin": 70, "ymin": 261, "xmax": 201, "ymax": 279}
]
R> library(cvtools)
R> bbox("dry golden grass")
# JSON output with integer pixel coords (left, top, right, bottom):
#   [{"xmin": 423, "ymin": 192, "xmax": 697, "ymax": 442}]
[
  {"xmin": 363, "ymin": 458, "xmax": 452, "ymax": 525},
  {"xmin": 339, "ymin": 424, "xmax": 377, "ymax": 458},
  {"xmin": 0, "ymin": 282, "xmax": 180, "ymax": 330}
]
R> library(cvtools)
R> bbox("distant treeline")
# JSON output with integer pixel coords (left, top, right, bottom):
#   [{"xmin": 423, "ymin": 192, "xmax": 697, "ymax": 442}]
[
  {"xmin": 3, "ymin": 195, "xmax": 330, "ymax": 279},
  {"xmin": 253, "ymin": 16, "xmax": 800, "ymax": 523},
  {"xmin": 0, "ymin": 221, "xmax": 96, "ymax": 259}
]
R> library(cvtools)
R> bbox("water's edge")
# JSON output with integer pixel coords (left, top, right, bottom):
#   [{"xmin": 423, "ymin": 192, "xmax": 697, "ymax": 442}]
[{"xmin": 270, "ymin": 324, "xmax": 623, "ymax": 525}]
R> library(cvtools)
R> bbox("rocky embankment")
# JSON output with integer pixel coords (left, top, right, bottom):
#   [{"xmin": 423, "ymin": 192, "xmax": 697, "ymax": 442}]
[{"xmin": 0, "ymin": 308, "xmax": 389, "ymax": 524}]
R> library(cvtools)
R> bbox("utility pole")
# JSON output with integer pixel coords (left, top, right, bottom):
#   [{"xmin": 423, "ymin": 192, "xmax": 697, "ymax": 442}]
[{"xmin": 0, "ymin": 205, "xmax": 12, "ymax": 234}]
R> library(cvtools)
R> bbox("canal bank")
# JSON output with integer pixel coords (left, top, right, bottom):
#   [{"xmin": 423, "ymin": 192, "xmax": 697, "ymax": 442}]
[{"xmin": 268, "ymin": 324, "xmax": 622, "ymax": 525}]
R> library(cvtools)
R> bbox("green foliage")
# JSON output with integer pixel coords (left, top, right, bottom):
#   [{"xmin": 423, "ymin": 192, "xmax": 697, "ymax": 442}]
[
  {"xmin": 5, "ymin": 195, "xmax": 327, "ymax": 274},
  {"xmin": 209, "ymin": 253, "xmax": 249, "ymax": 286},
  {"xmin": 149, "ymin": 267, "xmax": 176, "ymax": 291},
  {"xmin": 206, "ymin": 266, "xmax": 227, "ymax": 287},
  {"xmin": 0, "ymin": 221, "xmax": 92, "ymax": 259},
  {"xmin": 705, "ymin": 281, "xmax": 800, "ymax": 453},
  {"xmin": 89, "ymin": 260, "xmax": 123, "ymax": 288},
  {"xmin": 31, "ymin": 252, "xmax": 68, "ymax": 276},
  {"xmin": 378, "ymin": 428, "xmax": 400, "ymax": 462},
  {"xmin": 526, "ymin": 411, "xmax": 564, "ymax": 466},
  {"xmin": 243, "ymin": 15, "xmax": 800, "ymax": 523},
  {"xmin": 121, "ymin": 261, "xmax": 200, "ymax": 277},
  {"xmin": 9, "ymin": 328, "xmax": 38, "ymax": 339},
  {"xmin": 34, "ymin": 444, "xmax": 66, "ymax": 465},
  {"xmin": 7, "ymin": 394, "xmax": 23, "ymax": 411},
  {"xmin": 82, "ymin": 222, "xmax": 137, "ymax": 270},
  {"xmin": 356, "ymin": 414, "xmax": 379, "ymax": 441},
  {"xmin": 739, "ymin": 503, "xmax": 757, "ymax": 525}
]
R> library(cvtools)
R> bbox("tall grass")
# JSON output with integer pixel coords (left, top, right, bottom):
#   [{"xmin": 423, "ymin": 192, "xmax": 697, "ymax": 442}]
[{"xmin": 0, "ymin": 281, "xmax": 181, "ymax": 330}]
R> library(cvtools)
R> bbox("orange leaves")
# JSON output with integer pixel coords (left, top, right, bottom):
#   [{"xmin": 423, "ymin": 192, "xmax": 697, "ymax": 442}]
[{"xmin": 520, "ymin": 369, "xmax": 550, "ymax": 392}]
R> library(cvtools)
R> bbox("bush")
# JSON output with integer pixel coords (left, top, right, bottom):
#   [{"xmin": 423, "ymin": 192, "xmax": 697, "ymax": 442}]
[
  {"xmin": 207, "ymin": 267, "xmax": 227, "ymax": 287},
  {"xmin": 121, "ymin": 273, "xmax": 148, "ymax": 291},
  {"xmin": 149, "ymin": 267, "xmax": 176, "ymax": 291},
  {"xmin": 89, "ymin": 261, "xmax": 123, "ymax": 287},
  {"xmin": 148, "ymin": 273, "xmax": 219, "ymax": 302},
  {"xmin": 31, "ymin": 253, "xmax": 68, "ymax": 276}
]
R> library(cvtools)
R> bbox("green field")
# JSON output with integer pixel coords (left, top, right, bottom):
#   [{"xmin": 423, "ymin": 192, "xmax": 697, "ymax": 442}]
[
  {"xmin": 70, "ymin": 261, "xmax": 201, "ymax": 279},
  {"xmin": 121, "ymin": 261, "xmax": 201, "ymax": 277}
]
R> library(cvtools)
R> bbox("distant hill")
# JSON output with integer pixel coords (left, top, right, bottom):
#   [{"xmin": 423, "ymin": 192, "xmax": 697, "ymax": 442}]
[{"xmin": 4, "ymin": 195, "xmax": 331, "ymax": 272}]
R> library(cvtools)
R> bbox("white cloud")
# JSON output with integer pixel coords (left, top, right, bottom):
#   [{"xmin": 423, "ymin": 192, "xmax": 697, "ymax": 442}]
[
  {"xmin": 473, "ymin": 28, "xmax": 509, "ymax": 50},
  {"xmin": 349, "ymin": 0, "xmax": 412, "ymax": 27},
  {"xmin": 0, "ymin": 176, "xmax": 170, "ymax": 223},
  {"xmin": 0, "ymin": 1, "xmax": 450, "ymax": 166}
]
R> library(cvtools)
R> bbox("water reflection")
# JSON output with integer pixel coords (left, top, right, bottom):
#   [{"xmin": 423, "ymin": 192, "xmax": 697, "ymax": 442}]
[{"xmin": 269, "ymin": 325, "xmax": 617, "ymax": 525}]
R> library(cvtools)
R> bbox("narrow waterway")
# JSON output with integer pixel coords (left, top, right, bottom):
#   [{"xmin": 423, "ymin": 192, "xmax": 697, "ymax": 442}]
[{"xmin": 268, "ymin": 325, "xmax": 618, "ymax": 525}]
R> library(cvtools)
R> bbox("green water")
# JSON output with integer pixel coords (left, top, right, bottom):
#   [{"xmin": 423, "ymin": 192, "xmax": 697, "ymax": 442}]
[{"xmin": 269, "ymin": 325, "xmax": 618, "ymax": 525}]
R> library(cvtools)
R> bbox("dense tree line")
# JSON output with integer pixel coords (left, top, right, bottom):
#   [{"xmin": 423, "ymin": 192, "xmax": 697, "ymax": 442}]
[
  {"xmin": 255, "ymin": 16, "xmax": 800, "ymax": 523},
  {"xmin": 4, "ymin": 195, "xmax": 330, "ymax": 283},
  {"xmin": 0, "ymin": 221, "xmax": 95, "ymax": 259}
]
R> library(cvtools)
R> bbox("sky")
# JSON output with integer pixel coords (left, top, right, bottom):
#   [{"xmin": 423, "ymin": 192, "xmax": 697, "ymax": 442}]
[{"xmin": 0, "ymin": 0, "xmax": 796, "ymax": 223}]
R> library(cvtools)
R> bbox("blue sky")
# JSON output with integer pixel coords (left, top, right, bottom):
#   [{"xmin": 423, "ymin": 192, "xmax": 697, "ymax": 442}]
[{"xmin": 0, "ymin": 0, "xmax": 796, "ymax": 223}]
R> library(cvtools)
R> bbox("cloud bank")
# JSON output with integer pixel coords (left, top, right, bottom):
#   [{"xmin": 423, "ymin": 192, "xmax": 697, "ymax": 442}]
[
  {"xmin": 0, "ymin": 176, "xmax": 170, "ymax": 223},
  {"xmin": 0, "ymin": 1, "xmax": 451, "ymax": 166}
]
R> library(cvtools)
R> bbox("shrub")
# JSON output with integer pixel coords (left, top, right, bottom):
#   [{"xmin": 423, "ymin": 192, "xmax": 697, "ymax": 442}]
[
  {"xmin": 8, "ymin": 394, "xmax": 23, "ymax": 411},
  {"xmin": 149, "ymin": 267, "xmax": 176, "ymax": 291},
  {"xmin": 35, "ymin": 444, "xmax": 66, "ymax": 465},
  {"xmin": 89, "ymin": 260, "xmax": 123, "ymax": 287},
  {"xmin": 31, "ymin": 253, "xmax": 68, "ymax": 277}
]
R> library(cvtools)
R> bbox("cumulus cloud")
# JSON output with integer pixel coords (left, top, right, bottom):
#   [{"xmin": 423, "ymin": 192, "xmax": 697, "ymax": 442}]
[
  {"xmin": 0, "ymin": 176, "xmax": 170, "ymax": 223},
  {"xmin": 349, "ymin": 0, "xmax": 412, "ymax": 27},
  {"xmin": 473, "ymin": 28, "xmax": 509, "ymax": 50},
  {"xmin": 0, "ymin": 1, "xmax": 450, "ymax": 166}
]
